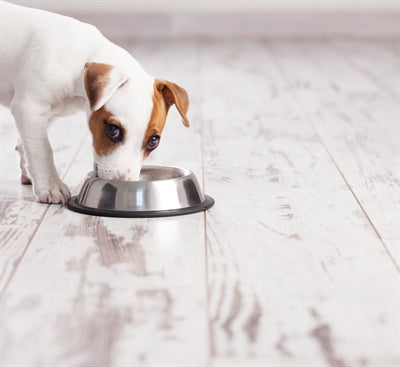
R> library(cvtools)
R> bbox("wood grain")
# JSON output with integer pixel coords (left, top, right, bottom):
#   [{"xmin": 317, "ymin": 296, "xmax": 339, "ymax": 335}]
[
  {"xmin": 331, "ymin": 39, "xmax": 399, "ymax": 101},
  {"xmin": 268, "ymin": 40, "xmax": 399, "ymax": 266},
  {"xmin": 200, "ymin": 40, "xmax": 399, "ymax": 366},
  {"xmin": 1, "ymin": 39, "xmax": 399, "ymax": 367},
  {"xmin": 1, "ymin": 41, "xmax": 209, "ymax": 366},
  {"xmin": 0, "ymin": 107, "xmax": 88, "ymax": 294}
]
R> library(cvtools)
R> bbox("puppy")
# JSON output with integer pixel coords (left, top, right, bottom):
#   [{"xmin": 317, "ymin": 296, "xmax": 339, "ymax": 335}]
[{"xmin": 0, "ymin": 1, "xmax": 190, "ymax": 203}]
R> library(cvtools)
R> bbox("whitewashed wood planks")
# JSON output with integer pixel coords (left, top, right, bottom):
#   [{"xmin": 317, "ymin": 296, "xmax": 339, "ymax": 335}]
[
  {"xmin": 268, "ymin": 40, "xmax": 399, "ymax": 266},
  {"xmin": 331, "ymin": 40, "xmax": 399, "ymax": 101},
  {"xmin": 200, "ymin": 40, "xmax": 399, "ymax": 366},
  {"xmin": 0, "ymin": 41, "xmax": 209, "ymax": 366},
  {"xmin": 0, "ymin": 106, "xmax": 88, "ymax": 294},
  {"xmin": 1, "ymin": 39, "xmax": 399, "ymax": 367}
]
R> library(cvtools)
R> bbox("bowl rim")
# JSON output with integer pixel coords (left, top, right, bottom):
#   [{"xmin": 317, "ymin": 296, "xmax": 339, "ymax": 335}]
[
  {"xmin": 87, "ymin": 165, "xmax": 194, "ymax": 183},
  {"xmin": 66, "ymin": 165, "xmax": 215, "ymax": 217},
  {"xmin": 67, "ymin": 195, "xmax": 215, "ymax": 218}
]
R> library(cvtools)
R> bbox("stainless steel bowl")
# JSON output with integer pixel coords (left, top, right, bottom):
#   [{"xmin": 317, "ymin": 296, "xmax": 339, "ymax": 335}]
[{"xmin": 67, "ymin": 165, "xmax": 214, "ymax": 217}]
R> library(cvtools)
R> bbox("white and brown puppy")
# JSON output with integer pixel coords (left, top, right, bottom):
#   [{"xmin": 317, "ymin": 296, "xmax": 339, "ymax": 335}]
[{"xmin": 0, "ymin": 1, "xmax": 190, "ymax": 203}]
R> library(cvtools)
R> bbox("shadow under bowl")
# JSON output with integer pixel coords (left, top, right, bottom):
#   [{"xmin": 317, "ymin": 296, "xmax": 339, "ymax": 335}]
[{"xmin": 67, "ymin": 165, "xmax": 214, "ymax": 218}]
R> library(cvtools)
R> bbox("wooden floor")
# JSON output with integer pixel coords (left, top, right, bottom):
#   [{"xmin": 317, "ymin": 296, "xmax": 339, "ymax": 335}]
[{"xmin": 1, "ymin": 39, "xmax": 399, "ymax": 367}]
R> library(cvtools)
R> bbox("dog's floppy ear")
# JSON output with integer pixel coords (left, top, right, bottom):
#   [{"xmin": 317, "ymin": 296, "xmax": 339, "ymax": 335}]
[
  {"xmin": 84, "ymin": 62, "xmax": 129, "ymax": 111},
  {"xmin": 155, "ymin": 79, "xmax": 190, "ymax": 127}
]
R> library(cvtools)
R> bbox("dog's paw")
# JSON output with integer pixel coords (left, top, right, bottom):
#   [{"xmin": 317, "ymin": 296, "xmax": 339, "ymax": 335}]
[{"xmin": 33, "ymin": 178, "xmax": 71, "ymax": 204}]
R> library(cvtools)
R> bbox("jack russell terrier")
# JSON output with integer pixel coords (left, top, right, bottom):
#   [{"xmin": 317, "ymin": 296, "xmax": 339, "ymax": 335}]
[{"xmin": 0, "ymin": 1, "xmax": 190, "ymax": 203}]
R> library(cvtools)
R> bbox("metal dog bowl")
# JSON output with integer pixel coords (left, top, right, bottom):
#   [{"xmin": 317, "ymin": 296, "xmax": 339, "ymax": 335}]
[{"xmin": 67, "ymin": 165, "xmax": 214, "ymax": 217}]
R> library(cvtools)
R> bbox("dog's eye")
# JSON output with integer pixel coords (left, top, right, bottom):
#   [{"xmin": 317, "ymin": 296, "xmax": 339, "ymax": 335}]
[
  {"xmin": 146, "ymin": 135, "xmax": 160, "ymax": 151},
  {"xmin": 104, "ymin": 122, "xmax": 123, "ymax": 143}
]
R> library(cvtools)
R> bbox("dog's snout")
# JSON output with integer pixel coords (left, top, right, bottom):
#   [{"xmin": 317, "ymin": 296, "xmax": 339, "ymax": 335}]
[
  {"xmin": 116, "ymin": 171, "xmax": 140, "ymax": 181},
  {"xmin": 95, "ymin": 162, "xmax": 141, "ymax": 181},
  {"xmin": 122, "ymin": 168, "xmax": 141, "ymax": 181}
]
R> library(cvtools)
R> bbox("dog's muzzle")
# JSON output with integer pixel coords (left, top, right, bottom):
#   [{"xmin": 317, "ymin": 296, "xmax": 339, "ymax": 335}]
[{"xmin": 94, "ymin": 162, "xmax": 140, "ymax": 181}]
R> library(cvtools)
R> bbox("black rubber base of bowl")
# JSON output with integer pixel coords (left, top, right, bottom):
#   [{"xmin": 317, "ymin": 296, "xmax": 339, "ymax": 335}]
[{"xmin": 67, "ymin": 195, "xmax": 215, "ymax": 218}]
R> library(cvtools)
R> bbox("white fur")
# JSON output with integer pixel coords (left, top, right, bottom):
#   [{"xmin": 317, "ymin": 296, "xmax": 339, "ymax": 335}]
[
  {"xmin": 0, "ymin": 1, "xmax": 155, "ymax": 203},
  {"xmin": 95, "ymin": 77, "xmax": 155, "ymax": 181}
]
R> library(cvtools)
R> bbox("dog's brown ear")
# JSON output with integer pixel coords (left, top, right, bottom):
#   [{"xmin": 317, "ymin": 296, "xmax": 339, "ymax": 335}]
[
  {"xmin": 155, "ymin": 79, "xmax": 190, "ymax": 127},
  {"xmin": 84, "ymin": 62, "xmax": 129, "ymax": 111}
]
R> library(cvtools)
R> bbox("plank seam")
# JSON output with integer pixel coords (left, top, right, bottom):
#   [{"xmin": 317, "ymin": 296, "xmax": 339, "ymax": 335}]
[
  {"xmin": 0, "ymin": 206, "xmax": 50, "ymax": 300},
  {"xmin": 198, "ymin": 41, "xmax": 214, "ymax": 365},
  {"xmin": 264, "ymin": 40, "xmax": 400, "ymax": 273},
  {"xmin": 0, "ymin": 132, "xmax": 89, "ymax": 300}
]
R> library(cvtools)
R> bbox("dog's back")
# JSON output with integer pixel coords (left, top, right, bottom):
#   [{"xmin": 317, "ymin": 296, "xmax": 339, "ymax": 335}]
[
  {"xmin": 0, "ymin": 2, "xmax": 36, "ymax": 103},
  {"xmin": 0, "ymin": 1, "xmax": 190, "ymax": 204},
  {"xmin": 0, "ymin": 1, "xmax": 103, "ymax": 107}
]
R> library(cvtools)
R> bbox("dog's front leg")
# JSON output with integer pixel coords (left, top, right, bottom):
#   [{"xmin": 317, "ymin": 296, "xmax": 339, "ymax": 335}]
[
  {"xmin": 15, "ymin": 139, "xmax": 32, "ymax": 185},
  {"xmin": 11, "ymin": 100, "xmax": 70, "ymax": 204}
]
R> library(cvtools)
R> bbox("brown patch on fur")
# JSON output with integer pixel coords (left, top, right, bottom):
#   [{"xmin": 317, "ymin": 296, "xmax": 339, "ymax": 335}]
[
  {"xmin": 155, "ymin": 79, "xmax": 190, "ymax": 127},
  {"xmin": 89, "ymin": 107, "xmax": 124, "ymax": 156},
  {"xmin": 84, "ymin": 62, "xmax": 113, "ymax": 110},
  {"xmin": 142, "ymin": 80, "xmax": 191, "ymax": 158},
  {"xmin": 142, "ymin": 85, "xmax": 168, "ymax": 159}
]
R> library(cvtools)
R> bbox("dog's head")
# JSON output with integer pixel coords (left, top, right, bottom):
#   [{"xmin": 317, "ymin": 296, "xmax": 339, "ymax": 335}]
[{"xmin": 84, "ymin": 62, "xmax": 190, "ymax": 180}]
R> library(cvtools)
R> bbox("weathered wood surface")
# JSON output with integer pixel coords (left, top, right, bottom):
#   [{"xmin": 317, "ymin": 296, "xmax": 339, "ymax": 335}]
[
  {"xmin": 0, "ymin": 106, "xmax": 88, "ymax": 294},
  {"xmin": 332, "ymin": 40, "xmax": 399, "ymax": 101},
  {"xmin": 268, "ymin": 40, "xmax": 399, "ymax": 265},
  {"xmin": 1, "ymin": 40, "xmax": 399, "ymax": 366},
  {"xmin": 201, "ymin": 40, "xmax": 398, "ymax": 366},
  {"xmin": 1, "ymin": 41, "xmax": 209, "ymax": 366}
]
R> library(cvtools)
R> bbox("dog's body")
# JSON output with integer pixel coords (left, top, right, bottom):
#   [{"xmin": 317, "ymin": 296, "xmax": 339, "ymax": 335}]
[{"xmin": 0, "ymin": 1, "xmax": 190, "ymax": 203}]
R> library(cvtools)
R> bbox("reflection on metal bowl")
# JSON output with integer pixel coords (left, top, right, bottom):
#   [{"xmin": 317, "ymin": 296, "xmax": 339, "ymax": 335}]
[{"xmin": 67, "ymin": 166, "xmax": 214, "ymax": 218}]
